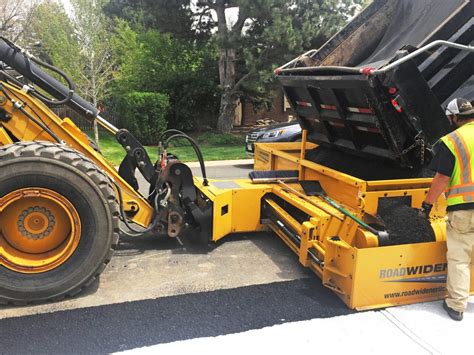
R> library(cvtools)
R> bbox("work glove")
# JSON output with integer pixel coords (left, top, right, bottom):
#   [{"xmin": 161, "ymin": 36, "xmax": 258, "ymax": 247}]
[{"xmin": 418, "ymin": 202, "xmax": 433, "ymax": 219}]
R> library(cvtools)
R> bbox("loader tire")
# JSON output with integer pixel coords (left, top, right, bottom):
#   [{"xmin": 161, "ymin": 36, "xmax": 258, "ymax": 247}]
[
  {"xmin": 0, "ymin": 141, "xmax": 119, "ymax": 304},
  {"xmin": 87, "ymin": 136, "xmax": 101, "ymax": 153}
]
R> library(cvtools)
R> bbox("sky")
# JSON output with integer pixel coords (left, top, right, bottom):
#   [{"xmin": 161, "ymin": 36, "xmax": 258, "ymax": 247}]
[{"xmin": 60, "ymin": 0, "xmax": 72, "ymax": 14}]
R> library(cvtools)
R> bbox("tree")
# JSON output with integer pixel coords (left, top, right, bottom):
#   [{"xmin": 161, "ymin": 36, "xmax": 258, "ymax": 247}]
[
  {"xmin": 0, "ymin": 0, "xmax": 39, "ymax": 43},
  {"xmin": 104, "ymin": 0, "xmax": 211, "ymax": 42},
  {"xmin": 110, "ymin": 21, "xmax": 220, "ymax": 131},
  {"xmin": 70, "ymin": 0, "xmax": 116, "ymax": 144},
  {"xmin": 106, "ymin": 0, "xmax": 365, "ymax": 133},
  {"xmin": 29, "ymin": 0, "xmax": 116, "ymax": 144},
  {"xmin": 195, "ymin": 0, "xmax": 365, "ymax": 132},
  {"xmin": 29, "ymin": 1, "xmax": 83, "ymax": 86}
]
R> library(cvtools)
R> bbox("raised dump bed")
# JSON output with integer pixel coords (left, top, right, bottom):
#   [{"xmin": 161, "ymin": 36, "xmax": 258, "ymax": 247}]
[{"xmin": 277, "ymin": 0, "xmax": 473, "ymax": 169}]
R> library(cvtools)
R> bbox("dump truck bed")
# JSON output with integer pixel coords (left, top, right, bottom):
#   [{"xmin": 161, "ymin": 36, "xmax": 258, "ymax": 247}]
[{"xmin": 278, "ymin": 0, "xmax": 473, "ymax": 168}]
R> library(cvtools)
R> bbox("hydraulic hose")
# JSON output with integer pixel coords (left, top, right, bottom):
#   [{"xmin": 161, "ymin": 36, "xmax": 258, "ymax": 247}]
[
  {"xmin": 0, "ymin": 44, "xmax": 75, "ymax": 105},
  {"xmin": 158, "ymin": 129, "xmax": 187, "ymax": 143},
  {"xmin": 0, "ymin": 37, "xmax": 99, "ymax": 119},
  {"xmin": 26, "ymin": 55, "xmax": 75, "ymax": 106},
  {"xmin": 164, "ymin": 133, "xmax": 208, "ymax": 186},
  {"xmin": 0, "ymin": 86, "xmax": 62, "ymax": 143},
  {"xmin": 112, "ymin": 180, "xmax": 159, "ymax": 237}
]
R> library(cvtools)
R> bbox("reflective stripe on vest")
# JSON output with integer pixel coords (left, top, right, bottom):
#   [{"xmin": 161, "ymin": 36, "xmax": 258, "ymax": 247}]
[
  {"xmin": 440, "ymin": 122, "xmax": 474, "ymax": 207},
  {"xmin": 446, "ymin": 131, "xmax": 472, "ymax": 183},
  {"xmin": 447, "ymin": 186, "xmax": 474, "ymax": 202}
]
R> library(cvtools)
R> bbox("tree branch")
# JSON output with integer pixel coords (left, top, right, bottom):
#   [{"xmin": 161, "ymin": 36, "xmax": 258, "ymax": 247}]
[
  {"xmin": 232, "ymin": 46, "xmax": 270, "ymax": 92},
  {"xmin": 194, "ymin": 6, "xmax": 213, "ymax": 29},
  {"xmin": 231, "ymin": 7, "xmax": 248, "ymax": 36},
  {"xmin": 196, "ymin": 1, "xmax": 218, "ymax": 11},
  {"xmin": 232, "ymin": 69, "xmax": 255, "ymax": 92}
]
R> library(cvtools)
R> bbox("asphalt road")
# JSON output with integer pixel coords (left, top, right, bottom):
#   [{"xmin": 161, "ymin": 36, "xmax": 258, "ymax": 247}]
[
  {"xmin": 189, "ymin": 162, "xmax": 253, "ymax": 180},
  {"xmin": 1, "ymin": 278, "xmax": 351, "ymax": 354},
  {"xmin": 0, "ymin": 160, "xmax": 352, "ymax": 353}
]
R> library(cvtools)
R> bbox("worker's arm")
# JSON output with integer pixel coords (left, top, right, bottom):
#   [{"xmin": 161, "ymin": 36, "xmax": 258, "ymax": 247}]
[
  {"xmin": 418, "ymin": 172, "xmax": 450, "ymax": 218},
  {"xmin": 424, "ymin": 173, "xmax": 451, "ymax": 204},
  {"xmin": 418, "ymin": 140, "xmax": 454, "ymax": 218}
]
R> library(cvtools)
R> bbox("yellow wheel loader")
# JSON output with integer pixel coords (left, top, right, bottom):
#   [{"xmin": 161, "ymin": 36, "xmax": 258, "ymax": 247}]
[
  {"xmin": 0, "ymin": 36, "xmax": 217, "ymax": 304},
  {"xmin": 0, "ymin": 0, "xmax": 472, "ymax": 309}
]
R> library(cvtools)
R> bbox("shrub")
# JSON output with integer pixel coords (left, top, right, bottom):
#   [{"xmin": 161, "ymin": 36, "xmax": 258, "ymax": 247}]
[
  {"xmin": 117, "ymin": 92, "xmax": 169, "ymax": 145},
  {"xmin": 111, "ymin": 26, "xmax": 220, "ymax": 131}
]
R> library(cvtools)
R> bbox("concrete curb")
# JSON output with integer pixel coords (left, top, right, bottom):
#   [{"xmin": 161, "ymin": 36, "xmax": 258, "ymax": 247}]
[{"xmin": 186, "ymin": 159, "xmax": 254, "ymax": 168}]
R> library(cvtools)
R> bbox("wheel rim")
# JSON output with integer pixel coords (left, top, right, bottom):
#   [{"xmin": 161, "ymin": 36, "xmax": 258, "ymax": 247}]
[{"xmin": 0, "ymin": 188, "xmax": 81, "ymax": 273}]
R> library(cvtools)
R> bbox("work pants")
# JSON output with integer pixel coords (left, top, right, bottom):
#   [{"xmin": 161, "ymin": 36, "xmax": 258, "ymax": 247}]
[{"xmin": 446, "ymin": 209, "xmax": 474, "ymax": 312}]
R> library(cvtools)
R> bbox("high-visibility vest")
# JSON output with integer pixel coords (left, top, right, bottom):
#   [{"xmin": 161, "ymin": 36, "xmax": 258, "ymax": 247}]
[{"xmin": 440, "ymin": 122, "xmax": 474, "ymax": 207}]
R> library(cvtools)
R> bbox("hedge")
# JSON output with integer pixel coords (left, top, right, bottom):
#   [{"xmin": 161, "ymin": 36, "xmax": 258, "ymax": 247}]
[{"xmin": 117, "ymin": 91, "xmax": 169, "ymax": 144}]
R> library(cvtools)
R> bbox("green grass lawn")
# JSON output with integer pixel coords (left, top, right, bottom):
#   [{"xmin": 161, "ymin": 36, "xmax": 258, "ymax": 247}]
[{"xmin": 94, "ymin": 131, "xmax": 249, "ymax": 166}]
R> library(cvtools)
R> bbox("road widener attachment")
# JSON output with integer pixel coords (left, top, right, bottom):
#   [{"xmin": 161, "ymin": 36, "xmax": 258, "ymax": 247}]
[{"xmin": 190, "ymin": 137, "xmax": 471, "ymax": 310}]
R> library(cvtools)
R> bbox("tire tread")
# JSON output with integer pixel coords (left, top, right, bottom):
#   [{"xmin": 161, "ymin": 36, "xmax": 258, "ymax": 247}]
[{"xmin": 0, "ymin": 141, "xmax": 120, "ymax": 305}]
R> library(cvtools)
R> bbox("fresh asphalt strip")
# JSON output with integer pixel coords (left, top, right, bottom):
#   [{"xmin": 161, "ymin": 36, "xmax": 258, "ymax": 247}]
[{"xmin": 0, "ymin": 278, "xmax": 352, "ymax": 354}]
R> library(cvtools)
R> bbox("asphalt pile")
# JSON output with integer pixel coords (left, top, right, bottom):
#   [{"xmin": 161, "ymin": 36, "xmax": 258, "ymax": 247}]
[
  {"xmin": 306, "ymin": 147, "xmax": 436, "ymax": 245},
  {"xmin": 377, "ymin": 198, "xmax": 435, "ymax": 245}
]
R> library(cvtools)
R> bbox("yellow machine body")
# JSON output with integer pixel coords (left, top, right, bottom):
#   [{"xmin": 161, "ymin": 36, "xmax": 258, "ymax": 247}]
[
  {"xmin": 194, "ymin": 137, "xmax": 474, "ymax": 310},
  {"xmin": 1, "ymin": 79, "xmax": 471, "ymax": 310},
  {"xmin": 0, "ymin": 82, "xmax": 155, "ymax": 227},
  {"xmin": 2, "ymin": 29, "xmax": 474, "ymax": 309}
]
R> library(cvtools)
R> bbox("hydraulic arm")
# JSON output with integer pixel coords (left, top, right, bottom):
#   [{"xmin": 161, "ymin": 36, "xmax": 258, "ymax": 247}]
[{"xmin": 0, "ymin": 37, "xmax": 212, "ymax": 236}]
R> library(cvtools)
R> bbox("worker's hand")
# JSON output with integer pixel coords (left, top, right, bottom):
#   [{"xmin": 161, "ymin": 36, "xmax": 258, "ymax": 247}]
[{"xmin": 418, "ymin": 201, "xmax": 433, "ymax": 219}]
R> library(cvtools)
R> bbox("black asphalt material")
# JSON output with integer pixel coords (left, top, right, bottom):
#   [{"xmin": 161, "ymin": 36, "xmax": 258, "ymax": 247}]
[
  {"xmin": 305, "ymin": 148, "xmax": 436, "ymax": 244},
  {"xmin": 377, "ymin": 198, "xmax": 435, "ymax": 245},
  {"xmin": 0, "ymin": 278, "xmax": 352, "ymax": 354}
]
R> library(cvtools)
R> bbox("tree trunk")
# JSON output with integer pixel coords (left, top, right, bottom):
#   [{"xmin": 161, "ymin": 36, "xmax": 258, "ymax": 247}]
[
  {"xmin": 91, "ymin": 58, "xmax": 99, "ymax": 146},
  {"xmin": 213, "ymin": 1, "xmax": 239, "ymax": 134},
  {"xmin": 217, "ymin": 91, "xmax": 239, "ymax": 133},
  {"xmin": 92, "ymin": 90, "xmax": 99, "ymax": 146},
  {"xmin": 93, "ymin": 120, "xmax": 99, "ymax": 146},
  {"xmin": 216, "ymin": 48, "xmax": 237, "ymax": 133}
]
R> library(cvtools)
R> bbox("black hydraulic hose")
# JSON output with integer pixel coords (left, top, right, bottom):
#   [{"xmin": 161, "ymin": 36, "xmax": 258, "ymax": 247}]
[
  {"xmin": 17, "ymin": 105, "xmax": 62, "ymax": 144},
  {"xmin": 165, "ymin": 133, "xmax": 208, "ymax": 184},
  {"xmin": 30, "ymin": 87, "xmax": 73, "ymax": 106},
  {"xmin": 0, "ymin": 36, "xmax": 75, "ymax": 105},
  {"xmin": 164, "ymin": 133, "xmax": 208, "ymax": 186},
  {"xmin": 0, "ymin": 86, "xmax": 62, "ymax": 143},
  {"xmin": 157, "ymin": 129, "xmax": 187, "ymax": 157},
  {"xmin": 112, "ymin": 180, "xmax": 159, "ymax": 236},
  {"xmin": 0, "ymin": 76, "xmax": 52, "ymax": 129},
  {"xmin": 1, "ymin": 75, "xmax": 47, "ymax": 125},
  {"xmin": 23, "ymin": 53, "xmax": 75, "ymax": 106},
  {"xmin": 0, "ymin": 37, "xmax": 99, "ymax": 119},
  {"xmin": 158, "ymin": 129, "xmax": 187, "ymax": 144},
  {"xmin": 0, "ymin": 67, "xmax": 27, "ymax": 88}
]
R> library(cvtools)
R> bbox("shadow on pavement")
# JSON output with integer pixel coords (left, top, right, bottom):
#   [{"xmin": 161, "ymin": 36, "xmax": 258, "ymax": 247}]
[{"xmin": 233, "ymin": 163, "xmax": 254, "ymax": 170}]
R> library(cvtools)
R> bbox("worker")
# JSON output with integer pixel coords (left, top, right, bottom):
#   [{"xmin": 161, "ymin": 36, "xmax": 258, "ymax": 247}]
[{"xmin": 419, "ymin": 98, "xmax": 474, "ymax": 321}]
